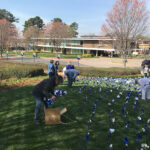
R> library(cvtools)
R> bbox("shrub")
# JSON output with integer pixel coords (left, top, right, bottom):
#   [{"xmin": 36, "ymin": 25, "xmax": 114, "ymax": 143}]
[
  {"xmin": 76, "ymin": 67, "xmax": 140, "ymax": 77},
  {"xmin": 0, "ymin": 62, "xmax": 45, "ymax": 80}
]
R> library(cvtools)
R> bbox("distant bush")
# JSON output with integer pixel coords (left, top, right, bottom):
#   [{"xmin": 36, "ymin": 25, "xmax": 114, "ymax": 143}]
[
  {"xmin": 24, "ymin": 50, "xmax": 37, "ymax": 53},
  {"xmin": 82, "ymin": 54, "xmax": 93, "ymax": 58}
]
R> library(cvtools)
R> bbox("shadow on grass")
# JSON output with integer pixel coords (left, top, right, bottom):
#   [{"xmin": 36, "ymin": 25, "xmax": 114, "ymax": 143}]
[{"xmin": 0, "ymin": 81, "xmax": 150, "ymax": 150}]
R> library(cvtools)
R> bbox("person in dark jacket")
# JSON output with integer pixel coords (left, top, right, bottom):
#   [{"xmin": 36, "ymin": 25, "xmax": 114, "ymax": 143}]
[
  {"xmin": 32, "ymin": 75, "xmax": 63, "ymax": 123},
  {"xmin": 54, "ymin": 61, "xmax": 60, "ymax": 75}
]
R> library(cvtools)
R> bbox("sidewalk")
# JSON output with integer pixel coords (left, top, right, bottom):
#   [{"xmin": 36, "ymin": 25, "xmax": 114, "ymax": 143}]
[{"xmin": 41, "ymin": 57, "xmax": 143, "ymax": 68}]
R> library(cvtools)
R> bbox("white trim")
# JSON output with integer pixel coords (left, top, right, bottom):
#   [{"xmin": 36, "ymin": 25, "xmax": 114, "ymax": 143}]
[
  {"xmin": 32, "ymin": 37, "xmax": 116, "ymax": 41},
  {"xmin": 38, "ymin": 44, "xmax": 115, "ymax": 52}
]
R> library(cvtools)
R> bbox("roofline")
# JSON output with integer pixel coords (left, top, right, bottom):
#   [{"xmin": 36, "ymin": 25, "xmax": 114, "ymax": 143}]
[{"xmin": 32, "ymin": 37, "xmax": 116, "ymax": 41}]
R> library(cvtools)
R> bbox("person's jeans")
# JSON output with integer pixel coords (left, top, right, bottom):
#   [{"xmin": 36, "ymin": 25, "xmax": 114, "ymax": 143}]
[
  {"xmin": 33, "ymin": 95, "xmax": 42, "ymax": 121},
  {"xmin": 67, "ymin": 75, "xmax": 73, "ymax": 88},
  {"xmin": 142, "ymin": 85, "xmax": 150, "ymax": 100},
  {"xmin": 49, "ymin": 72, "xmax": 55, "ymax": 78}
]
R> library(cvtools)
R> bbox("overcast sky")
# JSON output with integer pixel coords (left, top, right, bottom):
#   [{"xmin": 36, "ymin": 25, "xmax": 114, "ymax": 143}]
[{"xmin": 1, "ymin": 0, "xmax": 150, "ymax": 36}]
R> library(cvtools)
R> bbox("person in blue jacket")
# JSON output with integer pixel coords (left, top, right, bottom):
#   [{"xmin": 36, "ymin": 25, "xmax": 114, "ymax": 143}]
[
  {"xmin": 65, "ymin": 69, "xmax": 79, "ymax": 87},
  {"xmin": 48, "ymin": 60, "xmax": 56, "ymax": 78}
]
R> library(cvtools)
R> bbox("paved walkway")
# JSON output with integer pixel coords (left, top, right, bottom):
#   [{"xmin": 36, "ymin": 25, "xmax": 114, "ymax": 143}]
[
  {"xmin": 3, "ymin": 56, "xmax": 144, "ymax": 68},
  {"xmin": 41, "ymin": 57, "xmax": 143, "ymax": 68}
]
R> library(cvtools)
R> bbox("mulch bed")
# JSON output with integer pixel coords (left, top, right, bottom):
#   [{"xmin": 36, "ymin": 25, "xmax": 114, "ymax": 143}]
[{"xmin": 0, "ymin": 79, "xmax": 43, "ymax": 91}]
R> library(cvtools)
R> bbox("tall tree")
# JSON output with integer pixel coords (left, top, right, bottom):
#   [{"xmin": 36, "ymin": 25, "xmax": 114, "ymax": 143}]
[
  {"xmin": 101, "ymin": 0, "xmax": 149, "ymax": 67},
  {"xmin": 0, "ymin": 9, "xmax": 19, "ymax": 23},
  {"xmin": 24, "ymin": 16, "xmax": 44, "ymax": 31},
  {"xmin": 52, "ymin": 18, "xmax": 62, "ymax": 23},
  {"xmin": 70, "ymin": 22, "xmax": 78, "ymax": 37},
  {"xmin": 0, "ymin": 19, "xmax": 18, "ymax": 57}
]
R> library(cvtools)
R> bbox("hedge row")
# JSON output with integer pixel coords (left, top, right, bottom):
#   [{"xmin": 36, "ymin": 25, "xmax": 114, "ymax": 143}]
[
  {"xmin": 0, "ymin": 62, "xmax": 45, "ymax": 80},
  {"xmin": 75, "ymin": 67, "xmax": 141, "ymax": 77}
]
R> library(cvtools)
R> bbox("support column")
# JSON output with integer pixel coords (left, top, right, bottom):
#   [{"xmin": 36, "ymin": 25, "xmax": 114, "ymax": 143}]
[
  {"xmin": 96, "ymin": 50, "xmax": 98, "ymax": 57},
  {"xmin": 83, "ymin": 49, "xmax": 85, "ymax": 54}
]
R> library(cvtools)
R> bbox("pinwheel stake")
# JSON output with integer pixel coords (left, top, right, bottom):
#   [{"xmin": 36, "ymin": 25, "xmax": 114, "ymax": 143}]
[
  {"xmin": 125, "ymin": 122, "xmax": 130, "ymax": 136},
  {"xmin": 123, "ymin": 137, "xmax": 129, "ymax": 150},
  {"xmin": 142, "ymin": 125, "xmax": 148, "ymax": 144},
  {"xmin": 138, "ymin": 133, "xmax": 142, "ymax": 150}
]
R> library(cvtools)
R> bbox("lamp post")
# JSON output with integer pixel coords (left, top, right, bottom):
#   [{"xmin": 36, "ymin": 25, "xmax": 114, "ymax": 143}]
[
  {"xmin": 33, "ymin": 52, "xmax": 36, "ymax": 63},
  {"xmin": 77, "ymin": 55, "xmax": 80, "ymax": 66},
  {"xmin": 21, "ymin": 51, "xmax": 24, "ymax": 62},
  {"xmin": 57, "ymin": 54, "xmax": 60, "ymax": 60},
  {"xmin": 6, "ymin": 51, "xmax": 8, "ymax": 60}
]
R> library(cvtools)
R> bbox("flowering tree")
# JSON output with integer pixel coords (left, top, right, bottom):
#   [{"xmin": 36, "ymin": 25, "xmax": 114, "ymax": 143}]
[
  {"xmin": 43, "ymin": 21, "xmax": 73, "ymax": 53},
  {"xmin": 0, "ymin": 19, "xmax": 18, "ymax": 57},
  {"xmin": 101, "ymin": 0, "xmax": 150, "ymax": 67}
]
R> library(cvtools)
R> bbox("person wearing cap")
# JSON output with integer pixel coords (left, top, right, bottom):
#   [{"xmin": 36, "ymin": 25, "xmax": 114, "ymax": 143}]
[
  {"xmin": 32, "ymin": 75, "xmax": 63, "ymax": 124},
  {"xmin": 48, "ymin": 60, "xmax": 56, "ymax": 78},
  {"xmin": 135, "ymin": 78, "xmax": 150, "ymax": 100}
]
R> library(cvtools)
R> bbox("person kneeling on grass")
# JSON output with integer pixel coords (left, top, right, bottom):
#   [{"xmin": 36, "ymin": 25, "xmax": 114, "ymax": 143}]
[
  {"xmin": 32, "ymin": 75, "xmax": 63, "ymax": 124},
  {"xmin": 135, "ymin": 78, "xmax": 150, "ymax": 100}
]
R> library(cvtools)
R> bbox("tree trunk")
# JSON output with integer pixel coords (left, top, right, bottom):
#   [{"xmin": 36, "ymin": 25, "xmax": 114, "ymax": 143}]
[
  {"xmin": 122, "ymin": 52, "xmax": 127, "ymax": 68},
  {"xmin": 0, "ymin": 50, "xmax": 2, "ymax": 57}
]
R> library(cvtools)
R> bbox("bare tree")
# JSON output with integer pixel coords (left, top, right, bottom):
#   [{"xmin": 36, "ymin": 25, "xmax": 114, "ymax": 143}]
[
  {"xmin": 23, "ymin": 26, "xmax": 41, "ymax": 50},
  {"xmin": 101, "ymin": 0, "xmax": 150, "ymax": 67},
  {"xmin": 0, "ymin": 19, "xmax": 18, "ymax": 57},
  {"xmin": 43, "ymin": 21, "xmax": 73, "ymax": 53}
]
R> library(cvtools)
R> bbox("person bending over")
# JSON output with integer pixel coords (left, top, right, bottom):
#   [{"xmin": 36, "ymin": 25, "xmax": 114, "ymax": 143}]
[{"xmin": 32, "ymin": 75, "xmax": 63, "ymax": 124}]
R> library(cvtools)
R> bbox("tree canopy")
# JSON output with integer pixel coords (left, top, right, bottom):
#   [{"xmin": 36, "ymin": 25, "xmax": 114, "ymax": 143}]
[
  {"xmin": 70, "ymin": 22, "xmax": 78, "ymax": 37},
  {"xmin": 24, "ymin": 16, "xmax": 44, "ymax": 31},
  {"xmin": 52, "ymin": 18, "xmax": 78, "ymax": 37},
  {"xmin": 101, "ymin": 0, "xmax": 150, "ymax": 67},
  {"xmin": 0, "ymin": 9, "xmax": 19, "ymax": 23},
  {"xmin": 52, "ymin": 18, "xmax": 62, "ymax": 22}
]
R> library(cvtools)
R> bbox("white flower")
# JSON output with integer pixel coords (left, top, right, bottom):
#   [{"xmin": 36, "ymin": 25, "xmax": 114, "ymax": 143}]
[
  {"xmin": 141, "ymin": 143, "xmax": 149, "ymax": 148},
  {"xmin": 109, "ymin": 128, "xmax": 115, "ymax": 134},
  {"xmin": 147, "ymin": 119, "xmax": 150, "ymax": 124},
  {"xmin": 108, "ymin": 103, "xmax": 111, "ymax": 106},
  {"xmin": 89, "ymin": 119, "xmax": 92, "ymax": 123},
  {"xmin": 112, "ymin": 99, "xmax": 115, "ymax": 103},
  {"xmin": 112, "ymin": 118, "xmax": 115, "ymax": 123},
  {"xmin": 99, "ymin": 88, "xmax": 102, "ymax": 92},
  {"xmin": 110, "ymin": 90, "xmax": 112, "ymax": 93},
  {"xmin": 63, "ymin": 91, "xmax": 67, "ymax": 94},
  {"xmin": 142, "ymin": 128, "xmax": 146, "ymax": 132},
  {"xmin": 117, "ymin": 95, "xmax": 120, "ymax": 98},
  {"xmin": 137, "ymin": 116, "xmax": 142, "ymax": 121},
  {"xmin": 109, "ymin": 144, "xmax": 113, "ymax": 148},
  {"xmin": 135, "ymin": 97, "xmax": 139, "ymax": 100}
]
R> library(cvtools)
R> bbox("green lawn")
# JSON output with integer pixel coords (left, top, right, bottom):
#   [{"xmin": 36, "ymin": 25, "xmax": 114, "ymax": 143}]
[{"xmin": 0, "ymin": 78, "xmax": 150, "ymax": 150}]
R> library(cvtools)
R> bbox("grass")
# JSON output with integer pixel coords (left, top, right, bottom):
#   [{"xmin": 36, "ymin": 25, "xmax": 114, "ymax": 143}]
[{"xmin": 0, "ymin": 76, "xmax": 150, "ymax": 150}]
